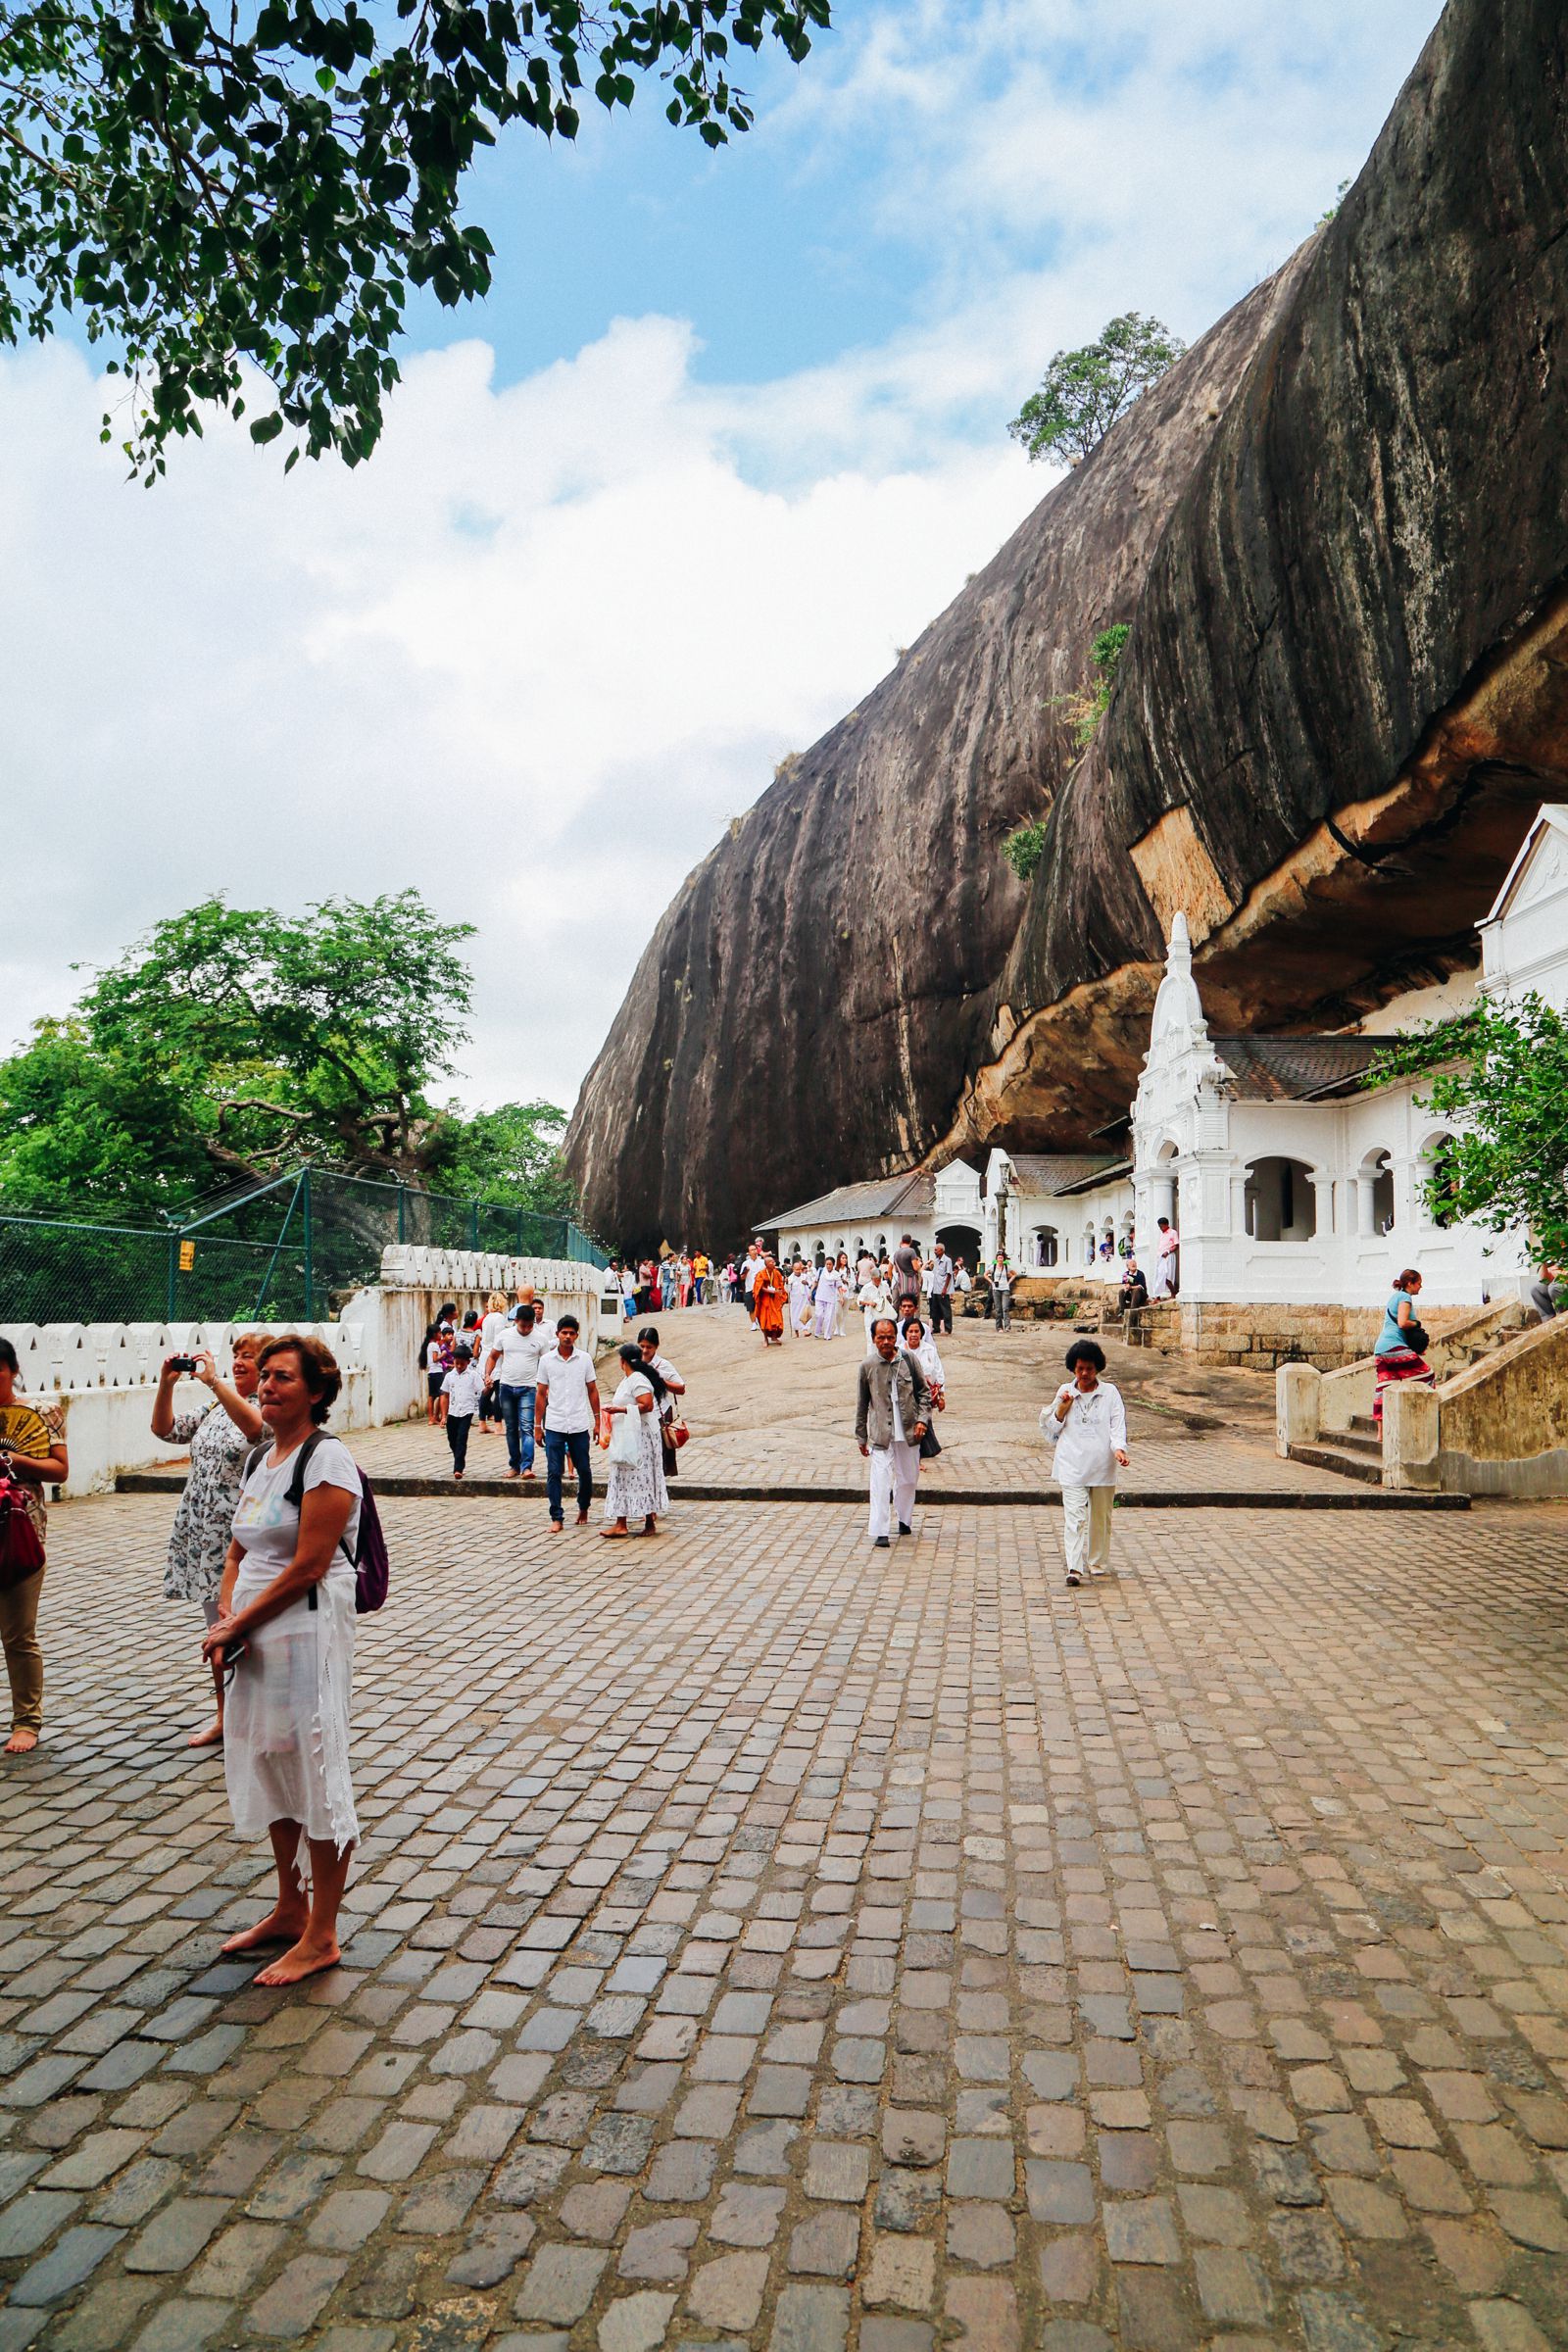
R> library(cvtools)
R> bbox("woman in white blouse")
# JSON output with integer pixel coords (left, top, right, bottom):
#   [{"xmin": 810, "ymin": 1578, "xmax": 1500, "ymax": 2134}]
[{"xmin": 1041, "ymin": 1339, "xmax": 1129, "ymax": 1589}]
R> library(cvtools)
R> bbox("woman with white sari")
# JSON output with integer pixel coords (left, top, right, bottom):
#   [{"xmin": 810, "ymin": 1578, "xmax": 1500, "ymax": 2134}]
[
  {"xmin": 813, "ymin": 1256, "xmax": 843, "ymax": 1340},
  {"xmin": 789, "ymin": 1261, "xmax": 816, "ymax": 1338}
]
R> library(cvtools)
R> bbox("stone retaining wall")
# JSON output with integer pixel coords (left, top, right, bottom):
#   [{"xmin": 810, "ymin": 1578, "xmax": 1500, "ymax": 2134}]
[{"xmin": 1158, "ymin": 1298, "xmax": 1483, "ymax": 1373}]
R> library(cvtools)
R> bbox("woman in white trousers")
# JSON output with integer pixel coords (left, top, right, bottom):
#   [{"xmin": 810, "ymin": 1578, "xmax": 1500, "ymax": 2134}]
[{"xmin": 1041, "ymin": 1340, "xmax": 1129, "ymax": 1587}]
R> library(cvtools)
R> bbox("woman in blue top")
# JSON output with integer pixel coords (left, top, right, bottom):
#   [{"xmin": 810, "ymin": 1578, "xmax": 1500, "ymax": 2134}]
[{"xmin": 1373, "ymin": 1267, "xmax": 1434, "ymax": 1423}]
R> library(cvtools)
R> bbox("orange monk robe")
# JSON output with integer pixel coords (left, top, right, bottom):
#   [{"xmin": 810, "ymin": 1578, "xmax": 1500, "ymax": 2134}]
[{"xmin": 753, "ymin": 1264, "xmax": 787, "ymax": 1339}]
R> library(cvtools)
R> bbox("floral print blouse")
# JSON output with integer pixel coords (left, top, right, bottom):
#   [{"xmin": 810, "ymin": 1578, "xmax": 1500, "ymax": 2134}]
[{"xmin": 163, "ymin": 1404, "xmax": 255, "ymax": 1603}]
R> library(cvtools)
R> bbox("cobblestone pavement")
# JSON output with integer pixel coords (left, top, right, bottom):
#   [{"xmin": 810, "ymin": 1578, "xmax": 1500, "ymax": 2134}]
[
  {"xmin": 1, "ymin": 1485, "xmax": 1566, "ymax": 2351},
  {"xmin": 349, "ymin": 1313, "xmax": 1352, "ymax": 1496}
]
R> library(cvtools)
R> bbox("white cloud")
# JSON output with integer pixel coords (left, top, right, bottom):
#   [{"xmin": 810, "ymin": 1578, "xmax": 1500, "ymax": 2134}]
[{"xmin": 0, "ymin": 326, "xmax": 1039, "ymax": 1113}]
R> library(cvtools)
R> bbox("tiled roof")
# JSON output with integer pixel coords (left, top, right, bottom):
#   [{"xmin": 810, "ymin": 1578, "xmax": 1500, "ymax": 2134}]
[
  {"xmin": 1002, "ymin": 1153, "xmax": 1126, "ymax": 1196},
  {"xmin": 1210, "ymin": 1036, "xmax": 1399, "ymax": 1102},
  {"xmin": 761, "ymin": 1171, "xmax": 936, "ymax": 1230}
]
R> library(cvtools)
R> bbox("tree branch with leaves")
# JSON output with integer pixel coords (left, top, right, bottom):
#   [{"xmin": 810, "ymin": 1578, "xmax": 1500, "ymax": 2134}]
[{"xmin": 0, "ymin": 0, "xmax": 832, "ymax": 477}]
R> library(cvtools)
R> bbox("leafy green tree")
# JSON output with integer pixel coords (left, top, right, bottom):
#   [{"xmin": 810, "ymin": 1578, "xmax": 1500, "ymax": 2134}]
[
  {"xmin": 435, "ymin": 1098, "xmax": 576, "ymax": 1215},
  {"xmin": 1368, "ymin": 994, "xmax": 1568, "ymax": 1257},
  {"xmin": 1008, "ymin": 314, "xmax": 1185, "ymax": 466},
  {"xmin": 0, "ymin": 891, "xmax": 479, "ymax": 1207},
  {"xmin": 0, "ymin": 0, "xmax": 831, "ymax": 477}
]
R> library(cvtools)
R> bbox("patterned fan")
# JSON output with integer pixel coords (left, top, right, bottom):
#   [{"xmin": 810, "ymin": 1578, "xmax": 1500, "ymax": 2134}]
[{"xmin": 0, "ymin": 1402, "xmax": 53, "ymax": 1465}]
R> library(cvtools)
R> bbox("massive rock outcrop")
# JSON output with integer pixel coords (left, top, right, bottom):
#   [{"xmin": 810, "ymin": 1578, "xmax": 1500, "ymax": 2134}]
[{"xmin": 568, "ymin": 0, "xmax": 1568, "ymax": 1249}]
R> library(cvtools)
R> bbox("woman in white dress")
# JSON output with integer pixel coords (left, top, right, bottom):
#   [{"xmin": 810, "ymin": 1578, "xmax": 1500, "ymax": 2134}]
[
  {"xmin": 900, "ymin": 1314, "xmax": 948, "ymax": 1453},
  {"xmin": 202, "ymin": 1334, "xmax": 362, "ymax": 1987},
  {"xmin": 789, "ymin": 1261, "xmax": 816, "ymax": 1339},
  {"xmin": 813, "ymin": 1256, "xmax": 842, "ymax": 1341},
  {"xmin": 601, "ymin": 1342, "xmax": 669, "ymax": 1537}
]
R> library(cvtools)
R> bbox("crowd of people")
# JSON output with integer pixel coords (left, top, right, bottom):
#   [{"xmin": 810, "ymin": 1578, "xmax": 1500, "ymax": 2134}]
[
  {"xmin": 724, "ymin": 1233, "xmax": 978, "ymax": 1349},
  {"xmin": 0, "ymin": 1236, "xmax": 1452, "ymax": 1999},
  {"xmin": 609, "ymin": 1253, "xmax": 716, "ymax": 1317}
]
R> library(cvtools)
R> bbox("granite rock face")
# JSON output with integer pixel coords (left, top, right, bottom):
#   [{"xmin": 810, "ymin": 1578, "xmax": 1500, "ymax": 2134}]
[{"xmin": 568, "ymin": 0, "xmax": 1568, "ymax": 1248}]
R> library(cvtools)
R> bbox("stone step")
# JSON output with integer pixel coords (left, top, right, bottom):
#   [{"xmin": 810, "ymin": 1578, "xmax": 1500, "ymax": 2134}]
[
  {"xmin": 1286, "ymin": 1441, "xmax": 1386, "ymax": 1489},
  {"xmin": 119, "ymin": 1468, "xmax": 1468, "ymax": 1509},
  {"xmin": 1332, "ymin": 1426, "xmax": 1384, "ymax": 1457},
  {"xmin": 1348, "ymin": 1413, "xmax": 1379, "ymax": 1436}
]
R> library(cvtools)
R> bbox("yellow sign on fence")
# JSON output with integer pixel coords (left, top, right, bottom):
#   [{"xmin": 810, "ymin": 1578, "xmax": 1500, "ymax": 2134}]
[{"xmin": 178, "ymin": 1241, "xmax": 195, "ymax": 1272}]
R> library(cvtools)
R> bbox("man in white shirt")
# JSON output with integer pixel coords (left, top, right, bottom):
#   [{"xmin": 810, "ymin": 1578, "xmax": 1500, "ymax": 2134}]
[
  {"xmin": 1041, "ymin": 1339, "xmax": 1129, "ymax": 1587},
  {"xmin": 742, "ymin": 1240, "xmax": 763, "ymax": 1320},
  {"xmin": 926, "ymin": 1240, "xmax": 955, "ymax": 1336},
  {"xmin": 533, "ymin": 1315, "xmax": 602, "ymax": 1531},
  {"xmin": 485, "ymin": 1302, "xmax": 549, "ymax": 1481}
]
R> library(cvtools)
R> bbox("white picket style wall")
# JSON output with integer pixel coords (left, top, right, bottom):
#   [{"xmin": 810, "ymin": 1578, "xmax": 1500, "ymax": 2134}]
[{"xmin": 0, "ymin": 1245, "xmax": 614, "ymax": 1497}]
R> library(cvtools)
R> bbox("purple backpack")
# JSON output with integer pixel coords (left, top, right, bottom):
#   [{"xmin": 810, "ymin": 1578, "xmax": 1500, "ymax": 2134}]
[{"xmin": 243, "ymin": 1430, "xmax": 388, "ymax": 1614}]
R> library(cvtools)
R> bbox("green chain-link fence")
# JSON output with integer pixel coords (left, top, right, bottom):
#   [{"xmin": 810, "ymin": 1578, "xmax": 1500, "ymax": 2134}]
[{"xmin": 0, "ymin": 1167, "xmax": 607, "ymax": 1327}]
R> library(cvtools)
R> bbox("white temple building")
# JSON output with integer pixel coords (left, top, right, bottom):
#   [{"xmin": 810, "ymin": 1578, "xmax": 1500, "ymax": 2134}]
[{"xmin": 764, "ymin": 805, "xmax": 1566, "ymax": 1311}]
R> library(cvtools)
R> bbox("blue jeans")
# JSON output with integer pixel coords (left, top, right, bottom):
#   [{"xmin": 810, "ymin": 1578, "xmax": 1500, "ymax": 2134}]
[
  {"xmin": 545, "ymin": 1428, "xmax": 593, "ymax": 1522},
  {"xmin": 500, "ymin": 1385, "xmax": 536, "ymax": 1473}
]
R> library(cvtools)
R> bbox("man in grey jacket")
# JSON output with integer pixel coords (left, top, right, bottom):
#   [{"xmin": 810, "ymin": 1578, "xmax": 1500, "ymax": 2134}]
[{"xmin": 856, "ymin": 1316, "xmax": 932, "ymax": 1547}]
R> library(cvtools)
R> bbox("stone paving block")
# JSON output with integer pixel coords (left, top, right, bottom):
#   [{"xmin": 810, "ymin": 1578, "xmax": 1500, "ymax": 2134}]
[
  {"xmin": 8, "ymin": 2223, "xmax": 123, "ymax": 2307},
  {"xmin": 122, "ymin": 2196, "xmax": 227, "ymax": 2275},
  {"xmin": 863, "ymin": 2237, "xmax": 936, "ymax": 2310},
  {"xmin": 0, "ymin": 2187, "xmax": 80, "ymax": 2257},
  {"xmin": 514, "ymin": 2245, "xmax": 611, "ymax": 2325},
  {"xmin": 944, "ymin": 2276, "xmax": 1019, "ymax": 2352},
  {"xmin": 242, "ymin": 2252, "xmax": 348, "ymax": 2338},
  {"xmin": 125, "ymin": 2299, "xmax": 236, "ymax": 2352},
  {"xmin": 768, "ymin": 2283, "xmax": 851, "ymax": 2352},
  {"xmin": 686, "ymin": 2251, "xmax": 769, "ymax": 2332},
  {"xmin": 1102, "ymin": 2197, "xmax": 1181, "ymax": 2266}
]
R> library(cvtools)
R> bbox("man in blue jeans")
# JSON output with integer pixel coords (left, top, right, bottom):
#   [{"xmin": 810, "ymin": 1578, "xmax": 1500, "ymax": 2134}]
[
  {"xmin": 534, "ymin": 1314, "xmax": 602, "ymax": 1530},
  {"xmin": 484, "ymin": 1301, "xmax": 548, "ymax": 1480}
]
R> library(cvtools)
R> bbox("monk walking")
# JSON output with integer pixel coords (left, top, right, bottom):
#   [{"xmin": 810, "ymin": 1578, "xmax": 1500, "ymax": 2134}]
[{"xmin": 753, "ymin": 1252, "xmax": 788, "ymax": 1348}]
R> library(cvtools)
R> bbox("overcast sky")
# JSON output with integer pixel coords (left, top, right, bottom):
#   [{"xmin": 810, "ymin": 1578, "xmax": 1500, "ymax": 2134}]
[{"xmin": 2, "ymin": 0, "xmax": 1444, "ymax": 1121}]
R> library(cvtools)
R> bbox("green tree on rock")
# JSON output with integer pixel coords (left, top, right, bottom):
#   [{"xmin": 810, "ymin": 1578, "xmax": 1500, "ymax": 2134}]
[
  {"xmin": 1009, "ymin": 314, "xmax": 1186, "ymax": 466},
  {"xmin": 0, "ymin": 0, "xmax": 831, "ymax": 476}
]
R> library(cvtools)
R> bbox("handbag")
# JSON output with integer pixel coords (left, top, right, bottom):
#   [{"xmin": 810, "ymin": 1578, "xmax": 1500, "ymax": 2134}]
[
  {"xmin": 607, "ymin": 1405, "xmax": 642, "ymax": 1467},
  {"xmin": 0, "ymin": 1467, "xmax": 45, "ymax": 1591},
  {"xmin": 670, "ymin": 1413, "xmax": 691, "ymax": 1450},
  {"xmin": 918, "ymin": 1423, "xmax": 942, "ymax": 1460},
  {"xmin": 1402, "ymin": 1319, "xmax": 1430, "ymax": 1355}
]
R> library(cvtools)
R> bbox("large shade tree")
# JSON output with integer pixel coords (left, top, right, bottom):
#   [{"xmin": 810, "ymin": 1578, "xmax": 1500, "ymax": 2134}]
[
  {"xmin": 0, "ymin": 892, "xmax": 571, "ymax": 1214},
  {"xmin": 0, "ymin": 0, "xmax": 831, "ymax": 475}
]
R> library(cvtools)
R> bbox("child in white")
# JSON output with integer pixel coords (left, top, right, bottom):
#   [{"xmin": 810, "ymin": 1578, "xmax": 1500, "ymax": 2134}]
[
  {"xmin": 1041, "ymin": 1339, "xmax": 1129, "ymax": 1586},
  {"xmin": 441, "ymin": 1347, "xmax": 484, "ymax": 1478}
]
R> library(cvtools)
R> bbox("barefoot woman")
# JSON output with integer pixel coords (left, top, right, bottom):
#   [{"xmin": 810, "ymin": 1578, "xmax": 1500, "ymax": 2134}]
[{"xmin": 203, "ymin": 1335, "xmax": 361, "ymax": 1986}]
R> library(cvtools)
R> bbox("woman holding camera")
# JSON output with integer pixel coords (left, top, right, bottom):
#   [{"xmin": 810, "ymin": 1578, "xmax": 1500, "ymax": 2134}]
[
  {"xmin": 152, "ymin": 1337, "xmax": 268, "ymax": 1749},
  {"xmin": 203, "ymin": 1333, "xmax": 362, "ymax": 1986}
]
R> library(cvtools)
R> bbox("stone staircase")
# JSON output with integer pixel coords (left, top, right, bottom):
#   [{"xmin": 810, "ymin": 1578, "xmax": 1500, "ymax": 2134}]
[
  {"xmin": 1289, "ymin": 1410, "xmax": 1385, "ymax": 1487},
  {"xmin": 1283, "ymin": 1305, "xmax": 1541, "ymax": 1489}
]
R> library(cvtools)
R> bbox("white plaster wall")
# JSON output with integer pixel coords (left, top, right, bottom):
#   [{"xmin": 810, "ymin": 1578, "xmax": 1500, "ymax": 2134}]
[
  {"xmin": 2, "ymin": 1317, "xmax": 371, "ymax": 1498},
  {"xmin": 2, "ymin": 1246, "xmax": 612, "ymax": 1498}
]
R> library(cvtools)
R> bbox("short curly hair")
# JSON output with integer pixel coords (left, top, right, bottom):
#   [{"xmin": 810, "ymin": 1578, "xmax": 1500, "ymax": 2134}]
[
  {"xmin": 1064, "ymin": 1339, "xmax": 1106, "ymax": 1373},
  {"xmin": 258, "ymin": 1333, "xmax": 342, "ymax": 1425}
]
